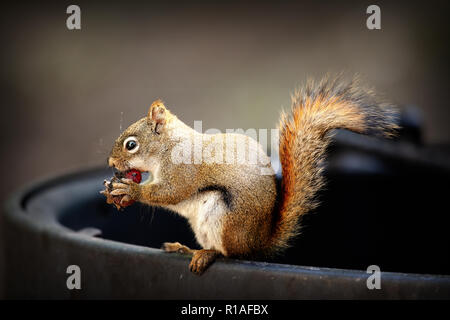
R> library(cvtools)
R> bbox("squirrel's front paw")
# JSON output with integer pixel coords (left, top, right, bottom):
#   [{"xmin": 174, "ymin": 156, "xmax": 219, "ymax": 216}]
[
  {"xmin": 101, "ymin": 178, "xmax": 139, "ymax": 209},
  {"xmin": 110, "ymin": 178, "xmax": 139, "ymax": 205},
  {"xmin": 100, "ymin": 179, "xmax": 121, "ymax": 209}
]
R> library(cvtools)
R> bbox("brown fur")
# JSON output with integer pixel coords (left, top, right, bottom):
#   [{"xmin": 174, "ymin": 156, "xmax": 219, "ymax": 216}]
[{"xmin": 103, "ymin": 74, "xmax": 398, "ymax": 274}]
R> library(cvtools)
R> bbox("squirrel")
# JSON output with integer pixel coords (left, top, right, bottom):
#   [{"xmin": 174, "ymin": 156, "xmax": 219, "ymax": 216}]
[{"xmin": 101, "ymin": 74, "xmax": 399, "ymax": 275}]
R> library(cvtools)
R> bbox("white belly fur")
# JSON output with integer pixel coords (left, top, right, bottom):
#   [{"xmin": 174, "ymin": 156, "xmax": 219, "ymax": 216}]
[{"xmin": 165, "ymin": 191, "xmax": 227, "ymax": 253}]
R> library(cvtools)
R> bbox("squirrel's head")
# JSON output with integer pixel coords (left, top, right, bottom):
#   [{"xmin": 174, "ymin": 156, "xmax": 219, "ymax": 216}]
[{"xmin": 107, "ymin": 99, "xmax": 174, "ymax": 181}]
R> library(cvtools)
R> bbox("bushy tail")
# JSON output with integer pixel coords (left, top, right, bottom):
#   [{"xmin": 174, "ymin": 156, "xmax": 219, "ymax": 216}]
[{"xmin": 270, "ymin": 74, "xmax": 399, "ymax": 251}]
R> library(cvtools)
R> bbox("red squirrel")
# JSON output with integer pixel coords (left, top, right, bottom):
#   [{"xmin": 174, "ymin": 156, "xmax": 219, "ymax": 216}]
[{"xmin": 101, "ymin": 75, "xmax": 398, "ymax": 274}]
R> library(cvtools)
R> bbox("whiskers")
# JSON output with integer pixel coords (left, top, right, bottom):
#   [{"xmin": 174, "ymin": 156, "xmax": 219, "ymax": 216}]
[{"xmin": 120, "ymin": 111, "xmax": 124, "ymax": 133}]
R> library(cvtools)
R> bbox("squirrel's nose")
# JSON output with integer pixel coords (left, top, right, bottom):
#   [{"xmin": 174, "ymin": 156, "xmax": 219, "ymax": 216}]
[{"xmin": 107, "ymin": 157, "xmax": 115, "ymax": 168}]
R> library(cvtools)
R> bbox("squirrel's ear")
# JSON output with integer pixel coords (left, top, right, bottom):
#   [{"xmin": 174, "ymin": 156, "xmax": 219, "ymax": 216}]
[{"xmin": 147, "ymin": 99, "xmax": 167, "ymax": 134}]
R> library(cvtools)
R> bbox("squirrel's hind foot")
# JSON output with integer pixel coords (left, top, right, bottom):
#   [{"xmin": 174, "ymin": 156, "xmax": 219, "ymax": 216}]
[
  {"xmin": 162, "ymin": 243, "xmax": 220, "ymax": 275},
  {"xmin": 189, "ymin": 249, "xmax": 220, "ymax": 275},
  {"xmin": 161, "ymin": 242, "xmax": 195, "ymax": 254}
]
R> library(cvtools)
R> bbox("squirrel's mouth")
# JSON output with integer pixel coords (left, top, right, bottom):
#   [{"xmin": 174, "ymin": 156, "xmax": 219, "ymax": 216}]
[
  {"xmin": 113, "ymin": 168, "xmax": 153, "ymax": 185},
  {"xmin": 138, "ymin": 171, "xmax": 152, "ymax": 184}
]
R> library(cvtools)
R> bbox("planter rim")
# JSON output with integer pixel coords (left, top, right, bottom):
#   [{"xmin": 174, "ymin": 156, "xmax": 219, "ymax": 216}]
[
  {"xmin": 4, "ymin": 166, "xmax": 450, "ymax": 281},
  {"xmin": 3, "ymin": 166, "xmax": 450, "ymax": 299}
]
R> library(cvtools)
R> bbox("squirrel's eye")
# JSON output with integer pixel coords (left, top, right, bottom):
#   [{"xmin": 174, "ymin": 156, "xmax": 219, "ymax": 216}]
[
  {"xmin": 126, "ymin": 140, "xmax": 136, "ymax": 150},
  {"xmin": 123, "ymin": 137, "xmax": 139, "ymax": 153}
]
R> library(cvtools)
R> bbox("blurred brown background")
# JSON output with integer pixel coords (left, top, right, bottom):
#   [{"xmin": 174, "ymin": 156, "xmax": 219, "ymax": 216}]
[{"xmin": 1, "ymin": 0, "xmax": 449, "ymax": 297}]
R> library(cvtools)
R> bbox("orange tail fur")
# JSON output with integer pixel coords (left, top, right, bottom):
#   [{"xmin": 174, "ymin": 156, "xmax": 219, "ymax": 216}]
[{"xmin": 270, "ymin": 75, "xmax": 399, "ymax": 251}]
